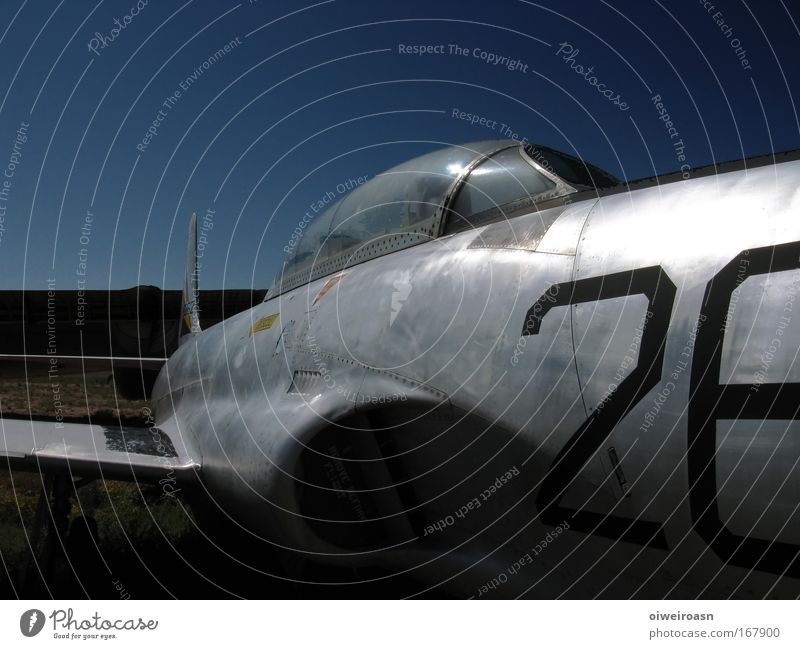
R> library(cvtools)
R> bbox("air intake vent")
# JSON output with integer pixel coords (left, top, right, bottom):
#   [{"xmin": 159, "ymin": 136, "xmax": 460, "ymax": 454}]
[{"xmin": 288, "ymin": 369, "xmax": 322, "ymax": 395}]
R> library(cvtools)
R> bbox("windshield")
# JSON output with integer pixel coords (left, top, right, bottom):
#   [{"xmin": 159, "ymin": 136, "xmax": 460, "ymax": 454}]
[
  {"xmin": 444, "ymin": 146, "xmax": 557, "ymax": 234},
  {"xmin": 273, "ymin": 141, "xmax": 508, "ymax": 294}
]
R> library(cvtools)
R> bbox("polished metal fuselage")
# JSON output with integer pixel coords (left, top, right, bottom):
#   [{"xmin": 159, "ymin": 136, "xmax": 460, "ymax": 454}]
[{"xmin": 152, "ymin": 159, "xmax": 800, "ymax": 597}]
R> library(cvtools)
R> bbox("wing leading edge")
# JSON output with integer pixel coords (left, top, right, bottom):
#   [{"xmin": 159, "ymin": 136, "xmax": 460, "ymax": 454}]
[{"xmin": 0, "ymin": 417, "xmax": 199, "ymax": 483}]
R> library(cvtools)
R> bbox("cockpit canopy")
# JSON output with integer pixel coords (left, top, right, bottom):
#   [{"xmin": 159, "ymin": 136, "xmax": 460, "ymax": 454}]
[{"xmin": 271, "ymin": 140, "xmax": 617, "ymax": 296}]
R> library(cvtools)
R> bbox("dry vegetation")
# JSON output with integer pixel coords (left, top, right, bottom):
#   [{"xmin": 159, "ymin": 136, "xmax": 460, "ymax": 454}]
[
  {"xmin": 0, "ymin": 373, "xmax": 195, "ymax": 597},
  {"xmin": 0, "ymin": 371, "xmax": 146, "ymax": 421}
]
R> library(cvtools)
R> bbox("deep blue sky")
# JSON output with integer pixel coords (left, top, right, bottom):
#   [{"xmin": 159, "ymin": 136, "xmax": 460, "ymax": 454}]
[{"xmin": 0, "ymin": 0, "xmax": 798, "ymax": 291}]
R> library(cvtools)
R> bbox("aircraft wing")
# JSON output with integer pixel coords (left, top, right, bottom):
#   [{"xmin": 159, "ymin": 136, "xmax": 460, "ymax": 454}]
[{"xmin": 0, "ymin": 417, "xmax": 199, "ymax": 483}]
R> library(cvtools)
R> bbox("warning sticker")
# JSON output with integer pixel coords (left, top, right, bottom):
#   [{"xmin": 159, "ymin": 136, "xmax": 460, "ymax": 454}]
[
  {"xmin": 313, "ymin": 273, "xmax": 345, "ymax": 305},
  {"xmin": 250, "ymin": 313, "xmax": 279, "ymax": 335}
]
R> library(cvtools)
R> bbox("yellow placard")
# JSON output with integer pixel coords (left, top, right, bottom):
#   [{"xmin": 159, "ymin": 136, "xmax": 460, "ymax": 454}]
[{"xmin": 250, "ymin": 313, "xmax": 279, "ymax": 335}]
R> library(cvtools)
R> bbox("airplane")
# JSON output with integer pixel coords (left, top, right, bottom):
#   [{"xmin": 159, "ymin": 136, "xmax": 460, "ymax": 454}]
[{"xmin": 2, "ymin": 138, "xmax": 800, "ymax": 598}]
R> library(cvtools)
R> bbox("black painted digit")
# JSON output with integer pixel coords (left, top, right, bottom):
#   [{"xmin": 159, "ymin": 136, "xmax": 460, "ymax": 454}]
[
  {"xmin": 522, "ymin": 266, "xmax": 676, "ymax": 548},
  {"xmin": 689, "ymin": 241, "xmax": 800, "ymax": 578}
]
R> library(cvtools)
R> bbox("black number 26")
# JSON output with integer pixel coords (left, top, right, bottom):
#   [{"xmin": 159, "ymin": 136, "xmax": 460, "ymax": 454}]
[{"xmin": 522, "ymin": 241, "xmax": 800, "ymax": 577}]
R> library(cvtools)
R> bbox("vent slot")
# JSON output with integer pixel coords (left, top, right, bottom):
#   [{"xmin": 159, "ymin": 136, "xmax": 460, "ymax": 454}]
[{"xmin": 288, "ymin": 369, "xmax": 322, "ymax": 395}]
